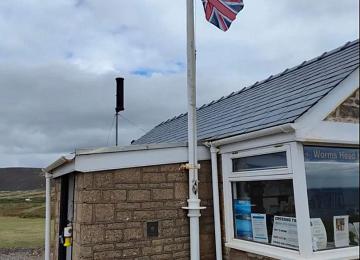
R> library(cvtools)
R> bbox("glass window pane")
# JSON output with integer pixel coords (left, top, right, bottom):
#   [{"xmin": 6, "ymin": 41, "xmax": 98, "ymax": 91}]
[
  {"xmin": 232, "ymin": 152, "xmax": 287, "ymax": 172},
  {"xmin": 304, "ymin": 146, "xmax": 359, "ymax": 251},
  {"xmin": 232, "ymin": 180, "xmax": 298, "ymax": 250}
]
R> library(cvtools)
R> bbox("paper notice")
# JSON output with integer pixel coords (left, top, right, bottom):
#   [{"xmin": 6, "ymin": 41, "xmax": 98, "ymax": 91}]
[
  {"xmin": 251, "ymin": 213, "xmax": 268, "ymax": 243},
  {"xmin": 334, "ymin": 215, "xmax": 349, "ymax": 248},
  {"xmin": 310, "ymin": 218, "xmax": 327, "ymax": 251},
  {"xmin": 271, "ymin": 216, "xmax": 298, "ymax": 250}
]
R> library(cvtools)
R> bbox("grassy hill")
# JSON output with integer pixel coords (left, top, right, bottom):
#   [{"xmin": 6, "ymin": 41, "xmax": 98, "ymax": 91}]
[
  {"xmin": 0, "ymin": 190, "xmax": 45, "ymax": 218},
  {"xmin": 0, "ymin": 168, "xmax": 46, "ymax": 249},
  {"xmin": 0, "ymin": 168, "xmax": 44, "ymax": 191},
  {"xmin": 0, "ymin": 190, "xmax": 46, "ymax": 248}
]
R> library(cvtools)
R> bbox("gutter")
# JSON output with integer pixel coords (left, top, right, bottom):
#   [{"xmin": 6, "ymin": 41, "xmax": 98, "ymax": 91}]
[
  {"xmin": 207, "ymin": 123, "xmax": 295, "ymax": 147},
  {"xmin": 204, "ymin": 123, "xmax": 295, "ymax": 260},
  {"xmin": 44, "ymin": 154, "xmax": 75, "ymax": 173}
]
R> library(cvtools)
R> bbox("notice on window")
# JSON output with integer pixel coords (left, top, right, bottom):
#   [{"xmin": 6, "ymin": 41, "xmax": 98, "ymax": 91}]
[
  {"xmin": 251, "ymin": 213, "xmax": 268, "ymax": 243},
  {"xmin": 310, "ymin": 218, "xmax": 327, "ymax": 251},
  {"xmin": 334, "ymin": 215, "xmax": 349, "ymax": 248},
  {"xmin": 349, "ymin": 222, "xmax": 359, "ymax": 244},
  {"xmin": 271, "ymin": 216, "xmax": 299, "ymax": 250}
]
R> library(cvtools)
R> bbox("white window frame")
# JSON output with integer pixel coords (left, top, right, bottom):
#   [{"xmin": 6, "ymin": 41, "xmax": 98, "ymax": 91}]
[
  {"xmin": 222, "ymin": 141, "xmax": 359, "ymax": 260},
  {"xmin": 230, "ymin": 144, "xmax": 292, "ymax": 178}
]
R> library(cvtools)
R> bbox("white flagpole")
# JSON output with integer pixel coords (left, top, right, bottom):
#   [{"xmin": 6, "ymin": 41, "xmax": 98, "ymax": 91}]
[{"xmin": 183, "ymin": 0, "xmax": 204, "ymax": 259}]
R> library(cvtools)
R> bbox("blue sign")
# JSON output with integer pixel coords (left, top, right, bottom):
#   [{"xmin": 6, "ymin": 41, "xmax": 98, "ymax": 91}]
[
  {"xmin": 304, "ymin": 146, "xmax": 359, "ymax": 163},
  {"xmin": 234, "ymin": 200, "xmax": 252, "ymax": 239}
]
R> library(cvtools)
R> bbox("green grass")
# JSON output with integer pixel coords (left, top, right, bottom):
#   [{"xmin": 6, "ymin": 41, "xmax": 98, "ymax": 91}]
[
  {"xmin": 0, "ymin": 190, "xmax": 45, "ymax": 218},
  {"xmin": 0, "ymin": 190, "xmax": 48, "ymax": 248},
  {"xmin": 0, "ymin": 216, "xmax": 45, "ymax": 248}
]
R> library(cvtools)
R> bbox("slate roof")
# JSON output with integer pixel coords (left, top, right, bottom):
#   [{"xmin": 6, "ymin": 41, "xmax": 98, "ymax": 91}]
[{"xmin": 134, "ymin": 39, "xmax": 359, "ymax": 145}]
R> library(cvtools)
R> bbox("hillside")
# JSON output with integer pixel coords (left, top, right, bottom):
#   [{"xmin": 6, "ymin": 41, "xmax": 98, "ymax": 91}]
[{"xmin": 0, "ymin": 168, "xmax": 44, "ymax": 191}]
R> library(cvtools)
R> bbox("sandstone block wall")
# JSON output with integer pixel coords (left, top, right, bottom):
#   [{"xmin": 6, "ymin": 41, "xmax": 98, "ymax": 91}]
[
  {"xmin": 326, "ymin": 88, "xmax": 359, "ymax": 123},
  {"xmin": 68, "ymin": 160, "xmax": 215, "ymax": 260},
  {"xmin": 51, "ymin": 157, "xmax": 277, "ymax": 260}
]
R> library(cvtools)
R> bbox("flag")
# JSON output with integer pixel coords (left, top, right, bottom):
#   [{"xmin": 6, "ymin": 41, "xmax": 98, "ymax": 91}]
[{"xmin": 202, "ymin": 0, "xmax": 244, "ymax": 31}]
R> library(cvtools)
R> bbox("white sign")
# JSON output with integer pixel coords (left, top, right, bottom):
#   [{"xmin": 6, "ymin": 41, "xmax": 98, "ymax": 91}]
[
  {"xmin": 251, "ymin": 213, "xmax": 268, "ymax": 243},
  {"xmin": 334, "ymin": 215, "xmax": 349, "ymax": 248},
  {"xmin": 349, "ymin": 223, "xmax": 359, "ymax": 244},
  {"xmin": 271, "ymin": 216, "xmax": 298, "ymax": 250},
  {"xmin": 310, "ymin": 218, "xmax": 327, "ymax": 251}
]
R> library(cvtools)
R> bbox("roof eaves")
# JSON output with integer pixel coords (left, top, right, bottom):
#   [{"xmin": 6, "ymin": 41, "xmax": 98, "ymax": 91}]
[
  {"xmin": 76, "ymin": 142, "xmax": 189, "ymax": 155},
  {"xmin": 44, "ymin": 154, "xmax": 75, "ymax": 173}
]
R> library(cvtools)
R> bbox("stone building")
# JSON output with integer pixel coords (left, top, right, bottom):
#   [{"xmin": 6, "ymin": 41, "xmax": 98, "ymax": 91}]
[{"xmin": 45, "ymin": 39, "xmax": 359, "ymax": 260}]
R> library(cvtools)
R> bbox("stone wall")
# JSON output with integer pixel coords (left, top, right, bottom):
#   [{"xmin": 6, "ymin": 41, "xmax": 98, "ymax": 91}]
[
  {"xmin": 326, "ymin": 88, "xmax": 359, "ymax": 123},
  {"xmin": 68, "ymin": 160, "xmax": 215, "ymax": 260},
  {"xmin": 52, "ymin": 157, "xmax": 277, "ymax": 260}
]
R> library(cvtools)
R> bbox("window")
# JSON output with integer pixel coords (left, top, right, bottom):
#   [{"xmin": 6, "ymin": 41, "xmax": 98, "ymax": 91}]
[
  {"xmin": 232, "ymin": 180, "xmax": 297, "ymax": 249},
  {"xmin": 224, "ymin": 145, "xmax": 300, "ymax": 252},
  {"xmin": 304, "ymin": 146, "xmax": 359, "ymax": 251},
  {"xmin": 232, "ymin": 152, "xmax": 287, "ymax": 172},
  {"xmin": 223, "ymin": 143, "xmax": 359, "ymax": 259}
]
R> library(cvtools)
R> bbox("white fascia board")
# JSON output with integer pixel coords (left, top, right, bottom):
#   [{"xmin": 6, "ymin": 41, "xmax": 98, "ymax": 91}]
[
  {"xmin": 295, "ymin": 121, "xmax": 359, "ymax": 145},
  {"xmin": 44, "ymin": 154, "xmax": 76, "ymax": 178},
  {"xmin": 76, "ymin": 142, "xmax": 188, "ymax": 155},
  {"xmin": 76, "ymin": 145, "xmax": 210, "ymax": 173},
  {"xmin": 49, "ymin": 145, "xmax": 210, "ymax": 177},
  {"xmin": 44, "ymin": 154, "xmax": 75, "ymax": 173},
  {"xmin": 219, "ymin": 131, "xmax": 296, "ymax": 154},
  {"xmin": 51, "ymin": 159, "xmax": 76, "ymax": 178},
  {"xmin": 205, "ymin": 124, "xmax": 296, "ymax": 154},
  {"xmin": 295, "ymin": 69, "xmax": 359, "ymax": 127}
]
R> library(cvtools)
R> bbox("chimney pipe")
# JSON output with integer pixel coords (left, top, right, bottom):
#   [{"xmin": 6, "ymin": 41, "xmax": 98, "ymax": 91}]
[
  {"xmin": 115, "ymin": 77, "xmax": 124, "ymax": 113},
  {"xmin": 115, "ymin": 77, "xmax": 124, "ymax": 146}
]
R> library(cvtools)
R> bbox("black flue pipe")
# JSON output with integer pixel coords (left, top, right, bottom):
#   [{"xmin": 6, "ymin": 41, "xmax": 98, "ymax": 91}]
[{"xmin": 115, "ymin": 77, "xmax": 124, "ymax": 146}]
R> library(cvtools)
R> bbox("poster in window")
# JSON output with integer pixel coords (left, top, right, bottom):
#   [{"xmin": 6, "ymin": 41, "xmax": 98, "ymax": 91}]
[
  {"xmin": 234, "ymin": 199, "xmax": 252, "ymax": 240},
  {"xmin": 349, "ymin": 223, "xmax": 359, "ymax": 245},
  {"xmin": 251, "ymin": 213, "xmax": 268, "ymax": 243},
  {"xmin": 271, "ymin": 216, "xmax": 299, "ymax": 250},
  {"xmin": 310, "ymin": 218, "xmax": 327, "ymax": 251},
  {"xmin": 334, "ymin": 215, "xmax": 349, "ymax": 248}
]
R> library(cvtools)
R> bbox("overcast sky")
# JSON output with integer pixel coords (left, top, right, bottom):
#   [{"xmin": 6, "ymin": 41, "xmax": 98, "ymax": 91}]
[{"xmin": 0, "ymin": 0, "xmax": 358, "ymax": 168}]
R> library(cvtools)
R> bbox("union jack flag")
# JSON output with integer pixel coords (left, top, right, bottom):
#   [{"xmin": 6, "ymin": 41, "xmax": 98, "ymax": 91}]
[{"xmin": 202, "ymin": 0, "xmax": 244, "ymax": 31}]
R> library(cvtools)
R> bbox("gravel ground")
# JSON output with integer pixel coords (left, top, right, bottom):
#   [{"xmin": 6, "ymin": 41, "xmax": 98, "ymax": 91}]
[{"xmin": 0, "ymin": 248, "xmax": 44, "ymax": 260}]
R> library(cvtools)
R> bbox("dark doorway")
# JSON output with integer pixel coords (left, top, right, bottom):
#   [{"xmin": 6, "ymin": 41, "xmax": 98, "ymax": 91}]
[{"xmin": 58, "ymin": 174, "xmax": 75, "ymax": 260}]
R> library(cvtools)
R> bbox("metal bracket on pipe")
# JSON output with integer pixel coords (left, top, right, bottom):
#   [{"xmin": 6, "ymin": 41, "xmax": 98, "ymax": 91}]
[
  {"xmin": 179, "ymin": 163, "xmax": 201, "ymax": 171},
  {"xmin": 182, "ymin": 199, "xmax": 206, "ymax": 217}
]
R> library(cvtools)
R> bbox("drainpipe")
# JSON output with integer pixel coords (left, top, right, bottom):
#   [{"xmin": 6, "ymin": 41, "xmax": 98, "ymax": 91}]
[
  {"xmin": 209, "ymin": 144, "xmax": 223, "ymax": 260},
  {"xmin": 43, "ymin": 170, "xmax": 52, "ymax": 260}
]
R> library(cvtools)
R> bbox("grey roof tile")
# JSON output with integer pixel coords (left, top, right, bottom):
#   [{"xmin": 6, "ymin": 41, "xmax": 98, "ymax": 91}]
[{"xmin": 134, "ymin": 39, "xmax": 359, "ymax": 145}]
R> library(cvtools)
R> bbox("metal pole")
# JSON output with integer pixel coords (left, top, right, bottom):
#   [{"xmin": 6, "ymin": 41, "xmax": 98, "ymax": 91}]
[
  {"xmin": 44, "ymin": 172, "xmax": 51, "ymax": 260},
  {"xmin": 182, "ymin": 1, "xmax": 203, "ymax": 259},
  {"xmin": 115, "ymin": 112, "xmax": 119, "ymax": 146}
]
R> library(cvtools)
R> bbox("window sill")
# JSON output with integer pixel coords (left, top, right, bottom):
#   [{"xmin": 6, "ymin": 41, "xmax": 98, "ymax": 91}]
[{"xmin": 225, "ymin": 240, "xmax": 359, "ymax": 260}]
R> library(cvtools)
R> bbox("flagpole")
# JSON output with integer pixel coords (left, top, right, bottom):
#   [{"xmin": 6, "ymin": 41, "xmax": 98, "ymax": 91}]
[{"xmin": 182, "ymin": 0, "xmax": 204, "ymax": 259}]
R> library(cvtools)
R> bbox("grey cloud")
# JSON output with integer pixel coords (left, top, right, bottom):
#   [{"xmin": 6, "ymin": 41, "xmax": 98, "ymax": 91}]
[{"xmin": 0, "ymin": 0, "xmax": 358, "ymax": 167}]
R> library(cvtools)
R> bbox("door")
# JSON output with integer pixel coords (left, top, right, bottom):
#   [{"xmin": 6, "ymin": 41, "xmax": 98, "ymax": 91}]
[{"xmin": 58, "ymin": 174, "xmax": 75, "ymax": 260}]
